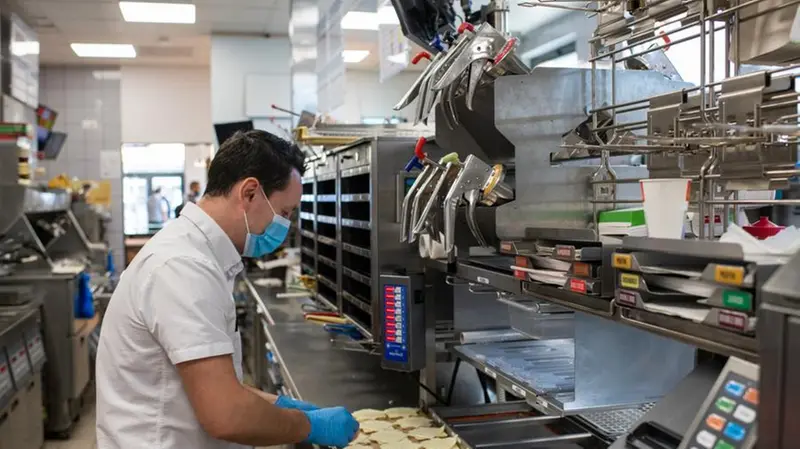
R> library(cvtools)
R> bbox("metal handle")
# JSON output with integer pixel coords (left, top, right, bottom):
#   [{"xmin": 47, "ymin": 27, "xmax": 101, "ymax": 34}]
[
  {"xmin": 468, "ymin": 283, "xmax": 500, "ymax": 294},
  {"xmin": 445, "ymin": 276, "xmax": 468, "ymax": 286}
]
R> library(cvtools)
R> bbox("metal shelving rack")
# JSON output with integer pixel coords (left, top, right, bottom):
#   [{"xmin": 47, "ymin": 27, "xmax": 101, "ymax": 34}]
[{"xmin": 297, "ymin": 136, "xmax": 434, "ymax": 340}]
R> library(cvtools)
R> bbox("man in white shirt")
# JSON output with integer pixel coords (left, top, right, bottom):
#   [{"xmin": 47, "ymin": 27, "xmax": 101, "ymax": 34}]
[{"xmin": 96, "ymin": 130, "xmax": 359, "ymax": 449}]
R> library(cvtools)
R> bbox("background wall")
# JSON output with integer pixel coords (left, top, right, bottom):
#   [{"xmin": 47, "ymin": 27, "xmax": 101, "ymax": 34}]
[
  {"xmin": 211, "ymin": 35, "xmax": 294, "ymax": 141},
  {"xmin": 120, "ymin": 66, "xmax": 213, "ymax": 144},
  {"xmin": 332, "ymin": 70, "xmax": 420, "ymax": 123},
  {"xmin": 38, "ymin": 66, "xmax": 124, "ymax": 268}
]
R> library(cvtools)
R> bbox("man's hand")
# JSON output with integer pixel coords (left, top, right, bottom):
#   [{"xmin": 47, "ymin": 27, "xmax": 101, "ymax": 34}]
[
  {"xmin": 304, "ymin": 407, "xmax": 360, "ymax": 448},
  {"xmin": 177, "ymin": 355, "xmax": 311, "ymax": 446},
  {"xmin": 275, "ymin": 396, "xmax": 320, "ymax": 412}
]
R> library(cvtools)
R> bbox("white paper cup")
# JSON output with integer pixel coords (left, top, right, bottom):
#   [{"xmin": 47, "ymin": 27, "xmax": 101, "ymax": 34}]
[{"xmin": 640, "ymin": 178, "xmax": 691, "ymax": 239}]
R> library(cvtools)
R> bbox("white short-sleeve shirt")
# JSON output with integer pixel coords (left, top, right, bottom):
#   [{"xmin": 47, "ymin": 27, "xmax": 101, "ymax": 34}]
[{"xmin": 96, "ymin": 203, "xmax": 248, "ymax": 449}]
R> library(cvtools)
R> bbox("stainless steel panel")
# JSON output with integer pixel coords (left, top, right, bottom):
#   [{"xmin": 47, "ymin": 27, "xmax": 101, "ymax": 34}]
[
  {"xmin": 493, "ymin": 69, "xmax": 690, "ymax": 239},
  {"xmin": 0, "ymin": 184, "xmax": 25, "ymax": 235}
]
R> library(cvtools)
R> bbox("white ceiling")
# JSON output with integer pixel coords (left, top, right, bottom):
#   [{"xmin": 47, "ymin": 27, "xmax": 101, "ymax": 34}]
[{"xmin": 14, "ymin": 0, "xmax": 292, "ymax": 66}]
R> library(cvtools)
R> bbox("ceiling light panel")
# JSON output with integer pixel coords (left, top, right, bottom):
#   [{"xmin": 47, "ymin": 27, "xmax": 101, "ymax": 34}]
[
  {"xmin": 71, "ymin": 43, "xmax": 137, "ymax": 58},
  {"xmin": 119, "ymin": 2, "xmax": 197, "ymax": 24},
  {"xmin": 341, "ymin": 11, "xmax": 378, "ymax": 30},
  {"xmin": 342, "ymin": 50, "xmax": 370, "ymax": 63}
]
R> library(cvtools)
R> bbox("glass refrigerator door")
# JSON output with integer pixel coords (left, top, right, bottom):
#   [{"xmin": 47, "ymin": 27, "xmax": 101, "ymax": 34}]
[
  {"xmin": 123, "ymin": 176, "xmax": 149, "ymax": 235},
  {"xmin": 151, "ymin": 176, "xmax": 184, "ymax": 219}
]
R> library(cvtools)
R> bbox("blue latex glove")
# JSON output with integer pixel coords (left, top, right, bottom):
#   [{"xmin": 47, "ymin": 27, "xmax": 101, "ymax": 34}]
[
  {"xmin": 304, "ymin": 407, "xmax": 359, "ymax": 448},
  {"xmin": 274, "ymin": 395, "xmax": 319, "ymax": 411}
]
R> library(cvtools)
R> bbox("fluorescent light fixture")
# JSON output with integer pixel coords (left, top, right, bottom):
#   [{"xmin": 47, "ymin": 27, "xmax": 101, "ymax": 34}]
[
  {"xmin": 342, "ymin": 50, "xmax": 370, "ymax": 63},
  {"xmin": 11, "ymin": 41, "xmax": 39, "ymax": 56},
  {"xmin": 341, "ymin": 11, "xmax": 378, "ymax": 30},
  {"xmin": 119, "ymin": 1, "xmax": 196, "ymax": 24},
  {"xmin": 71, "ymin": 43, "xmax": 137, "ymax": 58}
]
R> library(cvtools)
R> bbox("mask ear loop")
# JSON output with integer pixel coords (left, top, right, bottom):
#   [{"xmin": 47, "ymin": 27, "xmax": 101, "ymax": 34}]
[
  {"xmin": 262, "ymin": 188, "xmax": 279, "ymax": 218},
  {"xmin": 243, "ymin": 208, "xmax": 251, "ymax": 234}
]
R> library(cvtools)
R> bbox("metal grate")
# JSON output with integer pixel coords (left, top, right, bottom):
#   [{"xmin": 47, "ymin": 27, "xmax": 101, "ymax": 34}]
[{"xmin": 578, "ymin": 402, "xmax": 656, "ymax": 438}]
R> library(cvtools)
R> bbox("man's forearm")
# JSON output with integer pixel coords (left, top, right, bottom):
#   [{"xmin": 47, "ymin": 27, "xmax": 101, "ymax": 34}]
[
  {"xmin": 245, "ymin": 385, "xmax": 278, "ymax": 404},
  {"xmin": 219, "ymin": 386, "xmax": 310, "ymax": 446}
]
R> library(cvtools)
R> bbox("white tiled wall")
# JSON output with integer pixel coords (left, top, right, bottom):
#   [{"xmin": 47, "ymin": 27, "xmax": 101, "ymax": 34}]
[{"xmin": 38, "ymin": 66, "xmax": 124, "ymax": 269}]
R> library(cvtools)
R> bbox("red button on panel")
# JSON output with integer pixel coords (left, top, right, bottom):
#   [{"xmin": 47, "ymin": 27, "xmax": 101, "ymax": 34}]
[
  {"xmin": 705, "ymin": 414, "xmax": 726, "ymax": 432},
  {"xmin": 744, "ymin": 388, "xmax": 759, "ymax": 405}
]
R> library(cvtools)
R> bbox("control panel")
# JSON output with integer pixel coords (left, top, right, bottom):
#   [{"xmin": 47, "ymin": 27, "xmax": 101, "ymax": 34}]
[
  {"xmin": 380, "ymin": 274, "xmax": 424, "ymax": 372},
  {"xmin": 678, "ymin": 357, "xmax": 758, "ymax": 449}
]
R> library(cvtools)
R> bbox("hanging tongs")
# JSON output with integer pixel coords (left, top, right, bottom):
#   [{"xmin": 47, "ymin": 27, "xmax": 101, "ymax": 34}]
[
  {"xmin": 433, "ymin": 24, "xmax": 529, "ymax": 112},
  {"xmin": 393, "ymin": 52, "xmax": 443, "ymax": 112},
  {"xmin": 411, "ymin": 158, "xmax": 462, "ymax": 241}
]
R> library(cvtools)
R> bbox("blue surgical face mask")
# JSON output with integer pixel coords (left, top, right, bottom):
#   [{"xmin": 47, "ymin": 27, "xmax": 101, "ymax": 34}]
[{"xmin": 242, "ymin": 189, "xmax": 291, "ymax": 258}]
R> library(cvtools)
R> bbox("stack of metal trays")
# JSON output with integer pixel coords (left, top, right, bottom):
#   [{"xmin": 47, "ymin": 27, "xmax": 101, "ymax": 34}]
[
  {"xmin": 455, "ymin": 339, "xmax": 575, "ymax": 394},
  {"xmin": 612, "ymin": 238, "xmax": 780, "ymax": 335}
]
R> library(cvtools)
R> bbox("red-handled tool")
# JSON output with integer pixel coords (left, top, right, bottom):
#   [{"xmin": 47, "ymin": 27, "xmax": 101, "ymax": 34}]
[
  {"xmin": 458, "ymin": 22, "xmax": 475, "ymax": 34},
  {"xmin": 412, "ymin": 52, "xmax": 432, "ymax": 65},
  {"xmin": 414, "ymin": 136, "xmax": 428, "ymax": 160},
  {"xmin": 404, "ymin": 137, "xmax": 443, "ymax": 172},
  {"xmin": 493, "ymin": 37, "xmax": 518, "ymax": 65}
]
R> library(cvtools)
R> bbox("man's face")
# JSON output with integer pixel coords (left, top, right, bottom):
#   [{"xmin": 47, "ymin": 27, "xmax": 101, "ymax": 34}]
[
  {"xmin": 250, "ymin": 169, "xmax": 302, "ymax": 234},
  {"xmin": 191, "ymin": 183, "xmax": 200, "ymax": 194}
]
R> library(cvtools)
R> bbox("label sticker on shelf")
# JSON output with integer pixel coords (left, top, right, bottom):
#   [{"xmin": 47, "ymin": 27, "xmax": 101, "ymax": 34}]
[
  {"xmin": 569, "ymin": 278, "xmax": 587, "ymax": 294},
  {"xmin": 484, "ymin": 368, "xmax": 497, "ymax": 379},
  {"xmin": 555, "ymin": 247, "xmax": 572, "ymax": 259},
  {"xmin": 620, "ymin": 273, "xmax": 641, "ymax": 289},
  {"xmin": 612, "ymin": 253, "xmax": 632, "ymax": 270},
  {"xmin": 510, "ymin": 384, "xmax": 526, "ymax": 397},
  {"xmin": 718, "ymin": 310, "xmax": 747, "ymax": 331},
  {"xmin": 714, "ymin": 265, "xmax": 745, "ymax": 286},
  {"xmin": 500, "ymin": 242, "xmax": 513, "ymax": 253},
  {"xmin": 722, "ymin": 290, "xmax": 753, "ymax": 311},
  {"xmin": 572, "ymin": 262, "xmax": 590, "ymax": 277},
  {"xmin": 477, "ymin": 276, "xmax": 490, "ymax": 285},
  {"xmin": 617, "ymin": 290, "xmax": 637, "ymax": 306}
]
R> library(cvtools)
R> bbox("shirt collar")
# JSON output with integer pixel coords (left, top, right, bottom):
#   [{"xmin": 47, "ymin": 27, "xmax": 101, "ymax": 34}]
[{"xmin": 180, "ymin": 202, "xmax": 243, "ymax": 279}]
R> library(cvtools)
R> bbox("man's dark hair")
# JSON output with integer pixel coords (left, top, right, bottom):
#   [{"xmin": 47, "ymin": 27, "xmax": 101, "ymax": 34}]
[{"xmin": 205, "ymin": 130, "xmax": 306, "ymax": 197}]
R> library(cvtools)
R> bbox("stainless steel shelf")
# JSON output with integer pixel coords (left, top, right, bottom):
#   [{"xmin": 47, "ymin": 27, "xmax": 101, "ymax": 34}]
[
  {"xmin": 451, "ymin": 340, "xmax": 654, "ymax": 418},
  {"xmin": 317, "ymin": 235, "xmax": 337, "ymax": 247},
  {"xmin": 342, "ymin": 291, "xmax": 372, "ymax": 314},
  {"xmin": 317, "ymin": 195, "xmax": 337, "ymax": 202},
  {"xmin": 343, "ymin": 267, "xmax": 371, "ymax": 286},
  {"xmin": 316, "ymin": 293, "xmax": 338, "ymax": 311},
  {"xmin": 457, "ymin": 261, "xmax": 522, "ymax": 295},
  {"xmin": 618, "ymin": 306, "xmax": 758, "ymax": 362},
  {"xmin": 299, "ymin": 212, "xmax": 315, "ymax": 222},
  {"xmin": 318, "ymin": 255, "xmax": 337, "ymax": 269},
  {"xmin": 300, "ymin": 247, "xmax": 315, "ymax": 258},
  {"xmin": 426, "ymin": 260, "xmax": 757, "ymax": 361},
  {"xmin": 340, "ymin": 193, "xmax": 371, "ymax": 202},
  {"xmin": 341, "ymin": 218, "xmax": 371, "ymax": 230},
  {"xmin": 317, "ymin": 215, "xmax": 336, "ymax": 225},
  {"xmin": 341, "ymin": 165, "xmax": 370, "ymax": 178},
  {"xmin": 342, "ymin": 242, "xmax": 371, "ymax": 258},
  {"xmin": 299, "ymin": 229, "xmax": 315, "ymax": 240},
  {"xmin": 522, "ymin": 282, "xmax": 614, "ymax": 318},
  {"xmin": 317, "ymin": 275, "xmax": 337, "ymax": 291}
]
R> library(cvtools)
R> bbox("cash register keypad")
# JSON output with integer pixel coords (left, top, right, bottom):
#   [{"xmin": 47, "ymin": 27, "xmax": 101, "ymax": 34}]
[{"xmin": 689, "ymin": 372, "xmax": 758, "ymax": 449}]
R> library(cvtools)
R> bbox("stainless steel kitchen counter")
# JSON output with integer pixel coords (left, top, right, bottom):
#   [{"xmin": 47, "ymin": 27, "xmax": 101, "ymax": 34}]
[
  {"xmin": 265, "ymin": 321, "xmax": 419, "ymax": 410},
  {"xmin": 245, "ymin": 273, "xmax": 420, "ymax": 410}
]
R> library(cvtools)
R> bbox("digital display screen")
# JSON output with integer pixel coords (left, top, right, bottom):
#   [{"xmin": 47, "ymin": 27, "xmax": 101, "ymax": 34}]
[{"xmin": 383, "ymin": 284, "xmax": 408, "ymax": 363}]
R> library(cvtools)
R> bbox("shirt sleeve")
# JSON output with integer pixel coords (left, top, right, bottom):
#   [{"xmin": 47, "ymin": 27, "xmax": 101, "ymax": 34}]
[{"xmin": 139, "ymin": 256, "xmax": 234, "ymax": 365}]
